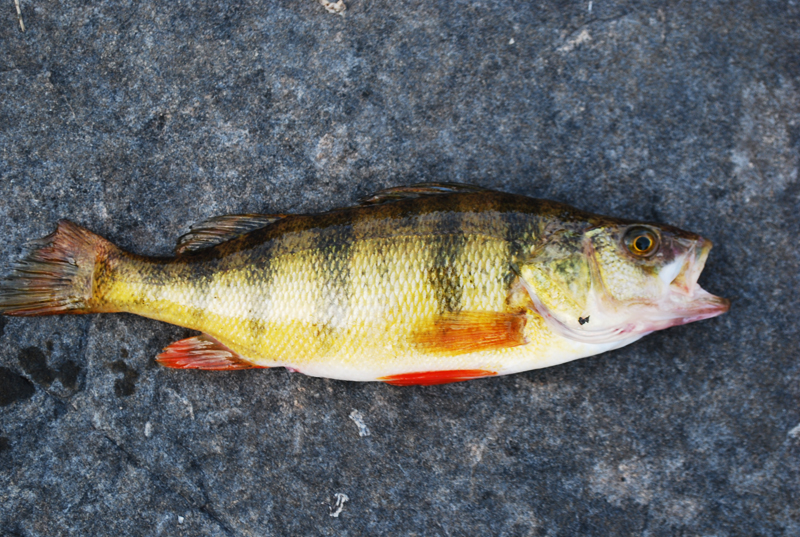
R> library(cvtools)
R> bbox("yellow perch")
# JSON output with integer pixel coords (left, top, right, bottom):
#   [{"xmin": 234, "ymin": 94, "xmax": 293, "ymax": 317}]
[{"xmin": 0, "ymin": 184, "xmax": 729, "ymax": 385}]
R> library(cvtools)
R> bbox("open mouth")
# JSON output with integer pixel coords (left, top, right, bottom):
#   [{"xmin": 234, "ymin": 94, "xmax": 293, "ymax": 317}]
[{"xmin": 666, "ymin": 238, "xmax": 730, "ymax": 323}]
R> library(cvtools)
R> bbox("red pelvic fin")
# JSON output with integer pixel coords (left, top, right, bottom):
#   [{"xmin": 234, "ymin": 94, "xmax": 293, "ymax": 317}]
[
  {"xmin": 380, "ymin": 369, "xmax": 497, "ymax": 386},
  {"xmin": 411, "ymin": 311, "xmax": 527, "ymax": 355},
  {"xmin": 156, "ymin": 334, "xmax": 266, "ymax": 370}
]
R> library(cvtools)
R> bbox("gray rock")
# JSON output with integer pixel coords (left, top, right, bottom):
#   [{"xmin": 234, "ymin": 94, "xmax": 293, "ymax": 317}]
[{"xmin": 1, "ymin": 0, "xmax": 798, "ymax": 535}]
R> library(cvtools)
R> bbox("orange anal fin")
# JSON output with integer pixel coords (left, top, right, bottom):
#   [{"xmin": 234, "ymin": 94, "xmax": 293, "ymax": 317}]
[
  {"xmin": 380, "ymin": 369, "xmax": 497, "ymax": 386},
  {"xmin": 411, "ymin": 311, "xmax": 527, "ymax": 355},
  {"xmin": 156, "ymin": 334, "xmax": 267, "ymax": 370}
]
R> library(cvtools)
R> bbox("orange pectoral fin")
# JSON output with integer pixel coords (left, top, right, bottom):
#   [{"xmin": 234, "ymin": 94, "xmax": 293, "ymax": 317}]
[
  {"xmin": 411, "ymin": 311, "xmax": 528, "ymax": 356},
  {"xmin": 156, "ymin": 334, "xmax": 267, "ymax": 370},
  {"xmin": 380, "ymin": 369, "xmax": 497, "ymax": 386}
]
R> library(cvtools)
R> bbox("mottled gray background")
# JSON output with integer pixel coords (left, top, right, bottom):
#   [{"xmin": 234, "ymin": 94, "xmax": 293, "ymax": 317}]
[{"xmin": 1, "ymin": 0, "xmax": 798, "ymax": 535}]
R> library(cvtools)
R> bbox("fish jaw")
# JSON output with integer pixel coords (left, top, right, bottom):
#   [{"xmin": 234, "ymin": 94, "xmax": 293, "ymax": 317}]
[
  {"xmin": 607, "ymin": 237, "xmax": 729, "ymax": 333},
  {"xmin": 654, "ymin": 238, "xmax": 730, "ymax": 328}
]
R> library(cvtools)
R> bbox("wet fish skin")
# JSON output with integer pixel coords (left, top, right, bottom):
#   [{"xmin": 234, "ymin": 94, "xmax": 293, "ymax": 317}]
[{"xmin": 0, "ymin": 185, "xmax": 729, "ymax": 384}]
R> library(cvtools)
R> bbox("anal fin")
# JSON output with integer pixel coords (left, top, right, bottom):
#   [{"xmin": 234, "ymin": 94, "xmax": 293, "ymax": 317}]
[
  {"xmin": 411, "ymin": 311, "xmax": 527, "ymax": 355},
  {"xmin": 156, "ymin": 334, "xmax": 266, "ymax": 370}
]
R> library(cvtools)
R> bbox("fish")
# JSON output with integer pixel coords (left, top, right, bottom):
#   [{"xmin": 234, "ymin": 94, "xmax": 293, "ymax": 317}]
[{"xmin": 0, "ymin": 183, "xmax": 729, "ymax": 385}]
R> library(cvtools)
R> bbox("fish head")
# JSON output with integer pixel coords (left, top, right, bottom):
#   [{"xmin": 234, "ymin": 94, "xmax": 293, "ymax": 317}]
[{"xmin": 516, "ymin": 214, "xmax": 730, "ymax": 345}]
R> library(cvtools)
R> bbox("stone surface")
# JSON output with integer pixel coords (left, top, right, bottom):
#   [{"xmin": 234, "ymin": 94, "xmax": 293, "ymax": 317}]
[{"xmin": 1, "ymin": 0, "xmax": 799, "ymax": 535}]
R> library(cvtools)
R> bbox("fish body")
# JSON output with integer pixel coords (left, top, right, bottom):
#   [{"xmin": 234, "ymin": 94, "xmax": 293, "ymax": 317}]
[{"xmin": 0, "ymin": 184, "xmax": 729, "ymax": 385}]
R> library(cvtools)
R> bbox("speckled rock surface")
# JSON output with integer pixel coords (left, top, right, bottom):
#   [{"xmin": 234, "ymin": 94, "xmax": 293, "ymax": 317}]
[{"xmin": 1, "ymin": 1, "xmax": 798, "ymax": 535}]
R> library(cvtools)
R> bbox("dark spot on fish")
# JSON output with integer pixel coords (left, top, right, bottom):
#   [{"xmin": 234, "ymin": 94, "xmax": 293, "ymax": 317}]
[
  {"xmin": 18, "ymin": 347, "xmax": 55, "ymax": 386},
  {"xmin": 58, "ymin": 361, "xmax": 81, "ymax": 391},
  {"xmin": 0, "ymin": 316, "xmax": 6, "ymax": 338},
  {"xmin": 46, "ymin": 340, "xmax": 54, "ymax": 352},
  {"xmin": 0, "ymin": 367, "xmax": 35, "ymax": 406},
  {"xmin": 0, "ymin": 437, "xmax": 9, "ymax": 453},
  {"xmin": 579, "ymin": 316, "xmax": 590, "ymax": 325},
  {"xmin": 110, "ymin": 360, "xmax": 139, "ymax": 397},
  {"xmin": 121, "ymin": 348, "xmax": 129, "ymax": 359}
]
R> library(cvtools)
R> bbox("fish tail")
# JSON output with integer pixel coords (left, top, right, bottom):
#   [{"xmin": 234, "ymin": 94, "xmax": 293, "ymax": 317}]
[{"xmin": 0, "ymin": 220, "xmax": 118, "ymax": 316}]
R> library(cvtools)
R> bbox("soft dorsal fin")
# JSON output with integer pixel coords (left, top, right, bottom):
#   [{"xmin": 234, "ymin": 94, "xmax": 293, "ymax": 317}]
[
  {"xmin": 176, "ymin": 214, "xmax": 286, "ymax": 255},
  {"xmin": 410, "ymin": 311, "xmax": 528, "ymax": 356},
  {"xmin": 156, "ymin": 334, "xmax": 267, "ymax": 370},
  {"xmin": 359, "ymin": 182, "xmax": 488, "ymax": 205}
]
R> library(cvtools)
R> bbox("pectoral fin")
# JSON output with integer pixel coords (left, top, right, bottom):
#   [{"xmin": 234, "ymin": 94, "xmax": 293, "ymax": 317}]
[
  {"xmin": 156, "ymin": 334, "xmax": 267, "ymax": 370},
  {"xmin": 411, "ymin": 311, "xmax": 528, "ymax": 355}
]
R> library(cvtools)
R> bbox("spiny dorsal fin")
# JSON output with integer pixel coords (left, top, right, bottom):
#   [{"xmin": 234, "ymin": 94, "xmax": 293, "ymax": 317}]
[
  {"xmin": 359, "ymin": 182, "xmax": 489, "ymax": 205},
  {"xmin": 156, "ymin": 334, "xmax": 267, "ymax": 370},
  {"xmin": 176, "ymin": 214, "xmax": 286, "ymax": 255}
]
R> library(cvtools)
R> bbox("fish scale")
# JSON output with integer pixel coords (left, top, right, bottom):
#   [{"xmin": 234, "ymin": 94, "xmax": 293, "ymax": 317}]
[{"xmin": 0, "ymin": 184, "xmax": 729, "ymax": 384}]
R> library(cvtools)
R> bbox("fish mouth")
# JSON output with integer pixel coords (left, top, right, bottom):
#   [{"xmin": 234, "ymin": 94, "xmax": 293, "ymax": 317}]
[{"xmin": 664, "ymin": 238, "xmax": 730, "ymax": 325}]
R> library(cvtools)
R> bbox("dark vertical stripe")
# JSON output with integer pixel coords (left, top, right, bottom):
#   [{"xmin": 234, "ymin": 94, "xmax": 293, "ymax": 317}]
[
  {"xmin": 428, "ymin": 205, "xmax": 467, "ymax": 314},
  {"xmin": 169, "ymin": 252, "xmax": 219, "ymax": 330},
  {"xmin": 502, "ymin": 206, "xmax": 529, "ymax": 269},
  {"xmin": 300, "ymin": 220, "xmax": 352, "ymax": 355},
  {"xmin": 246, "ymin": 240, "xmax": 276, "ymax": 342},
  {"xmin": 179, "ymin": 253, "xmax": 222, "ymax": 328},
  {"xmin": 316, "ymin": 221, "xmax": 354, "ymax": 325},
  {"xmin": 429, "ymin": 239, "xmax": 465, "ymax": 313}
]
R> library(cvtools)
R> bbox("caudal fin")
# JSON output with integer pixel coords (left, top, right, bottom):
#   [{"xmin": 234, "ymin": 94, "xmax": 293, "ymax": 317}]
[{"xmin": 0, "ymin": 220, "xmax": 115, "ymax": 316}]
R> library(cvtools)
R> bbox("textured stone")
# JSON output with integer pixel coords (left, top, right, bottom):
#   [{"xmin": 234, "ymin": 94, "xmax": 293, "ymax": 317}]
[{"xmin": 1, "ymin": 0, "xmax": 798, "ymax": 535}]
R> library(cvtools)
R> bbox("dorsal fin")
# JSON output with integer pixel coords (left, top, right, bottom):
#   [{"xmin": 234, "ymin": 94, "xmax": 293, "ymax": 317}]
[
  {"xmin": 176, "ymin": 214, "xmax": 286, "ymax": 255},
  {"xmin": 359, "ymin": 182, "xmax": 489, "ymax": 205}
]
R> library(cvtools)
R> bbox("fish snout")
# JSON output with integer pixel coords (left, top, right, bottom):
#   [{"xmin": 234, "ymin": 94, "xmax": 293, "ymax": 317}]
[{"xmin": 666, "ymin": 237, "xmax": 729, "ymax": 322}]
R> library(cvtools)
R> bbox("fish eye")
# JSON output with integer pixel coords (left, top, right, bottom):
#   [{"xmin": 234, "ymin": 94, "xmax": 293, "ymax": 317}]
[{"xmin": 624, "ymin": 227, "xmax": 659, "ymax": 257}]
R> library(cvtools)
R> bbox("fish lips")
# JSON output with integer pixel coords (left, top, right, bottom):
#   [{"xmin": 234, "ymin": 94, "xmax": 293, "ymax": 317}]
[{"xmin": 662, "ymin": 238, "xmax": 730, "ymax": 326}]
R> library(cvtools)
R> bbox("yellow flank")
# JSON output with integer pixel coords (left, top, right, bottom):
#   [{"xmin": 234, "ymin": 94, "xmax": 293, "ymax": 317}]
[
  {"xmin": 0, "ymin": 186, "xmax": 730, "ymax": 382},
  {"xmin": 94, "ymin": 221, "xmax": 591, "ymax": 381}
]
